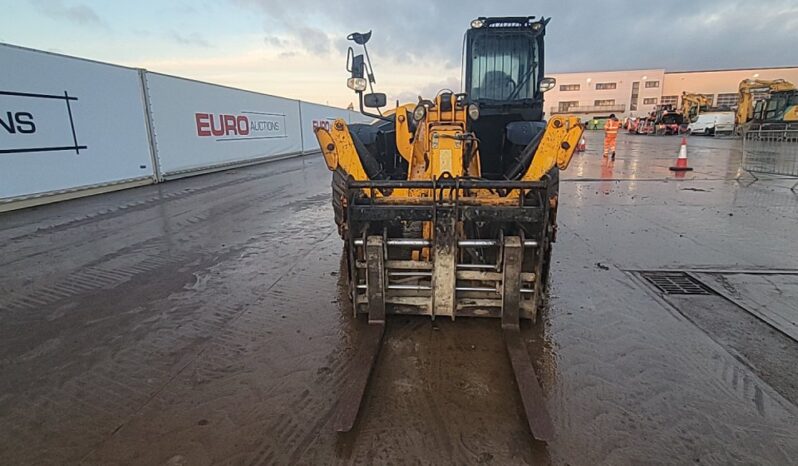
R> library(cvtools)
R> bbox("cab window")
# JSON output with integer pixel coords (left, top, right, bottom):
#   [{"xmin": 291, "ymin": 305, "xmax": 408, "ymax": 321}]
[
  {"xmin": 764, "ymin": 96, "xmax": 786, "ymax": 121},
  {"xmin": 754, "ymin": 100, "xmax": 765, "ymax": 120},
  {"xmin": 469, "ymin": 33, "xmax": 538, "ymax": 102}
]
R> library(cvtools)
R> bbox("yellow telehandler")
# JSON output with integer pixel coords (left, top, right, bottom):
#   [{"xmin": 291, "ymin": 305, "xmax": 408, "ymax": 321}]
[{"xmin": 314, "ymin": 16, "xmax": 582, "ymax": 441}]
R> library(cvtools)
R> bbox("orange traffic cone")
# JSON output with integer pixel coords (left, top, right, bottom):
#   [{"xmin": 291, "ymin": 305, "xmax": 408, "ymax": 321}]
[
  {"xmin": 669, "ymin": 137, "xmax": 692, "ymax": 172},
  {"xmin": 577, "ymin": 137, "xmax": 586, "ymax": 152}
]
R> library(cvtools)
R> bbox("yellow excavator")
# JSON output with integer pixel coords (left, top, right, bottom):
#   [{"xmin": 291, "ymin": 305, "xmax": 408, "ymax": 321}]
[
  {"xmin": 314, "ymin": 16, "xmax": 582, "ymax": 441},
  {"xmin": 680, "ymin": 92, "xmax": 712, "ymax": 123},
  {"xmin": 736, "ymin": 78, "xmax": 798, "ymax": 129}
]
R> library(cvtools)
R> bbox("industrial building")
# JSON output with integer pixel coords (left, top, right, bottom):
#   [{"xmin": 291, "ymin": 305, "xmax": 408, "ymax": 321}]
[{"xmin": 545, "ymin": 66, "xmax": 798, "ymax": 118}]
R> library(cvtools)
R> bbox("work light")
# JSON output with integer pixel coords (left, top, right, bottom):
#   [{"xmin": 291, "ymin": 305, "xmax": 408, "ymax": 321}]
[
  {"xmin": 468, "ymin": 104, "xmax": 480, "ymax": 120},
  {"xmin": 347, "ymin": 77, "xmax": 367, "ymax": 92},
  {"xmin": 413, "ymin": 104, "xmax": 427, "ymax": 122}
]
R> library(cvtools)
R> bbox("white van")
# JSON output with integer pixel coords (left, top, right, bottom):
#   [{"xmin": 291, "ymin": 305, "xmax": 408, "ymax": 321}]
[{"xmin": 688, "ymin": 111, "xmax": 735, "ymax": 136}]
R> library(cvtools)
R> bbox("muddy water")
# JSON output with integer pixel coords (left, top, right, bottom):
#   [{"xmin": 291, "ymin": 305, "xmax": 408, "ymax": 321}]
[{"xmin": 1, "ymin": 133, "xmax": 797, "ymax": 465}]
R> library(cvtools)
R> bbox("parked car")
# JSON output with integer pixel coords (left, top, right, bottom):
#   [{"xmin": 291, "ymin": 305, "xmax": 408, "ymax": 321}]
[{"xmin": 688, "ymin": 111, "xmax": 735, "ymax": 136}]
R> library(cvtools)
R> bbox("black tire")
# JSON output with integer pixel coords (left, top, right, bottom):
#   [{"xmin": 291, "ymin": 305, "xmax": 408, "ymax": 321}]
[
  {"xmin": 540, "ymin": 220, "xmax": 555, "ymax": 288},
  {"xmin": 331, "ymin": 169, "xmax": 348, "ymax": 240},
  {"xmin": 540, "ymin": 167, "xmax": 560, "ymax": 287}
]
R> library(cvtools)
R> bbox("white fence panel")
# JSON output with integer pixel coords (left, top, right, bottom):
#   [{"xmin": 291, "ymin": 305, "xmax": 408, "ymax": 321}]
[
  {"xmin": 741, "ymin": 124, "xmax": 798, "ymax": 181},
  {"xmin": 299, "ymin": 102, "xmax": 357, "ymax": 154},
  {"xmin": 348, "ymin": 111, "xmax": 378, "ymax": 125},
  {"xmin": 297, "ymin": 103, "xmax": 378, "ymax": 154},
  {"xmin": 0, "ymin": 44, "xmax": 155, "ymax": 202},
  {"xmin": 144, "ymin": 73, "xmax": 303, "ymax": 178}
]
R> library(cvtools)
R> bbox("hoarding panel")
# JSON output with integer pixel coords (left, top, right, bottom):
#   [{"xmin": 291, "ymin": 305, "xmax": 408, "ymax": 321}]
[
  {"xmin": 299, "ymin": 101, "xmax": 363, "ymax": 153},
  {"xmin": 0, "ymin": 44, "xmax": 155, "ymax": 200},
  {"xmin": 348, "ymin": 110, "xmax": 378, "ymax": 125},
  {"xmin": 145, "ymin": 73, "xmax": 303, "ymax": 175}
]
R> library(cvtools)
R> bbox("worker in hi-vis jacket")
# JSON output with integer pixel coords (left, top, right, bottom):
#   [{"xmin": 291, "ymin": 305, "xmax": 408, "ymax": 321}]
[{"xmin": 603, "ymin": 113, "xmax": 620, "ymax": 160}]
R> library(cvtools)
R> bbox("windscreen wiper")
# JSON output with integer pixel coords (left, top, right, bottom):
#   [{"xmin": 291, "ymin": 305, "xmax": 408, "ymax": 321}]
[{"xmin": 507, "ymin": 62, "xmax": 538, "ymax": 101}]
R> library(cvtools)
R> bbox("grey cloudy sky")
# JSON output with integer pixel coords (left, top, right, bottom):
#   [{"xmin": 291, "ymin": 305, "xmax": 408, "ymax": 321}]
[
  {"xmin": 237, "ymin": 0, "xmax": 798, "ymax": 68},
  {"xmin": 3, "ymin": 0, "xmax": 797, "ymax": 106}
]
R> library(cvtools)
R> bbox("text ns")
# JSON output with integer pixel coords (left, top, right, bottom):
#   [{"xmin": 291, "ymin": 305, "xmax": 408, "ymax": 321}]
[{"xmin": 1, "ymin": 112, "xmax": 36, "ymax": 134}]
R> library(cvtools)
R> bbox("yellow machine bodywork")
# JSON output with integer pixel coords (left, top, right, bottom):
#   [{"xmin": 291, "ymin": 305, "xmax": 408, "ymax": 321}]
[
  {"xmin": 317, "ymin": 95, "xmax": 582, "ymax": 200},
  {"xmin": 680, "ymin": 92, "xmax": 712, "ymax": 123},
  {"xmin": 736, "ymin": 78, "xmax": 797, "ymax": 126},
  {"xmin": 315, "ymin": 90, "xmax": 582, "ymax": 321}
]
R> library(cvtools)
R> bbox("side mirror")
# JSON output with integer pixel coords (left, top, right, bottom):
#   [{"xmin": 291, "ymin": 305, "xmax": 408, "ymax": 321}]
[
  {"xmin": 540, "ymin": 77, "xmax": 556, "ymax": 93},
  {"xmin": 363, "ymin": 93, "xmax": 386, "ymax": 108}
]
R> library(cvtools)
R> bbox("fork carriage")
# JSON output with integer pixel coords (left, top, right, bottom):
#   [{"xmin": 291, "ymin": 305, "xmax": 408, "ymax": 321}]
[{"xmin": 339, "ymin": 175, "xmax": 559, "ymax": 324}]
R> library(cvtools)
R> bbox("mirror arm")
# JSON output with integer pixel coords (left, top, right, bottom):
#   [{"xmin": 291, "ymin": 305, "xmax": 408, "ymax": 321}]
[
  {"xmin": 358, "ymin": 43, "xmax": 385, "ymax": 118},
  {"xmin": 363, "ymin": 44, "xmax": 376, "ymax": 85}
]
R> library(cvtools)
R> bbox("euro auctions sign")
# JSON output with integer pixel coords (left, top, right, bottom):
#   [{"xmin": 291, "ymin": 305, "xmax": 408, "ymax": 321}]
[{"xmin": 194, "ymin": 112, "xmax": 287, "ymax": 141}]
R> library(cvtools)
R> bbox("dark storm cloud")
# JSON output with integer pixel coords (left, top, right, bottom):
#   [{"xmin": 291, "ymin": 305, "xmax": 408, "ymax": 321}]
[
  {"xmin": 232, "ymin": 0, "xmax": 797, "ymax": 72},
  {"xmin": 30, "ymin": 0, "xmax": 107, "ymax": 28}
]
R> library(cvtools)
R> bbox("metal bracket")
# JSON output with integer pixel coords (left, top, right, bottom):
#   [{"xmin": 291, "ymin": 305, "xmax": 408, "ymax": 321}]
[
  {"xmin": 366, "ymin": 235, "xmax": 386, "ymax": 324},
  {"xmin": 431, "ymin": 209, "xmax": 457, "ymax": 319},
  {"xmin": 501, "ymin": 236, "xmax": 523, "ymax": 329}
]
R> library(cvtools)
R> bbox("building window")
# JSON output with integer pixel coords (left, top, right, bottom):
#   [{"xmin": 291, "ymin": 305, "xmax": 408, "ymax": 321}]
[
  {"xmin": 594, "ymin": 99, "xmax": 615, "ymax": 106},
  {"xmin": 643, "ymin": 97, "xmax": 658, "ymax": 105},
  {"xmin": 716, "ymin": 93, "xmax": 739, "ymax": 108},
  {"xmin": 660, "ymin": 95, "xmax": 678, "ymax": 106},
  {"xmin": 595, "ymin": 82, "xmax": 617, "ymax": 90},
  {"xmin": 559, "ymin": 84, "xmax": 580, "ymax": 91},
  {"xmin": 644, "ymin": 80, "xmax": 660, "ymax": 88},
  {"xmin": 558, "ymin": 101, "xmax": 579, "ymax": 112},
  {"xmin": 630, "ymin": 82, "xmax": 640, "ymax": 111}
]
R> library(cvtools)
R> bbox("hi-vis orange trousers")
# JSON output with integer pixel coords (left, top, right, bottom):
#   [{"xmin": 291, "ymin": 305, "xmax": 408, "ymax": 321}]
[{"xmin": 603, "ymin": 134, "xmax": 617, "ymax": 157}]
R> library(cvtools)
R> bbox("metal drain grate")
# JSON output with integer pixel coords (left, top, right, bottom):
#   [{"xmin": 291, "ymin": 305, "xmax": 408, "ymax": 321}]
[{"xmin": 641, "ymin": 271, "xmax": 714, "ymax": 295}]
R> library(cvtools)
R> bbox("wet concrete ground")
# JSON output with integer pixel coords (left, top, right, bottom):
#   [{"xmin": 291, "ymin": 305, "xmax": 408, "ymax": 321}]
[{"xmin": 1, "ymin": 131, "xmax": 797, "ymax": 465}]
